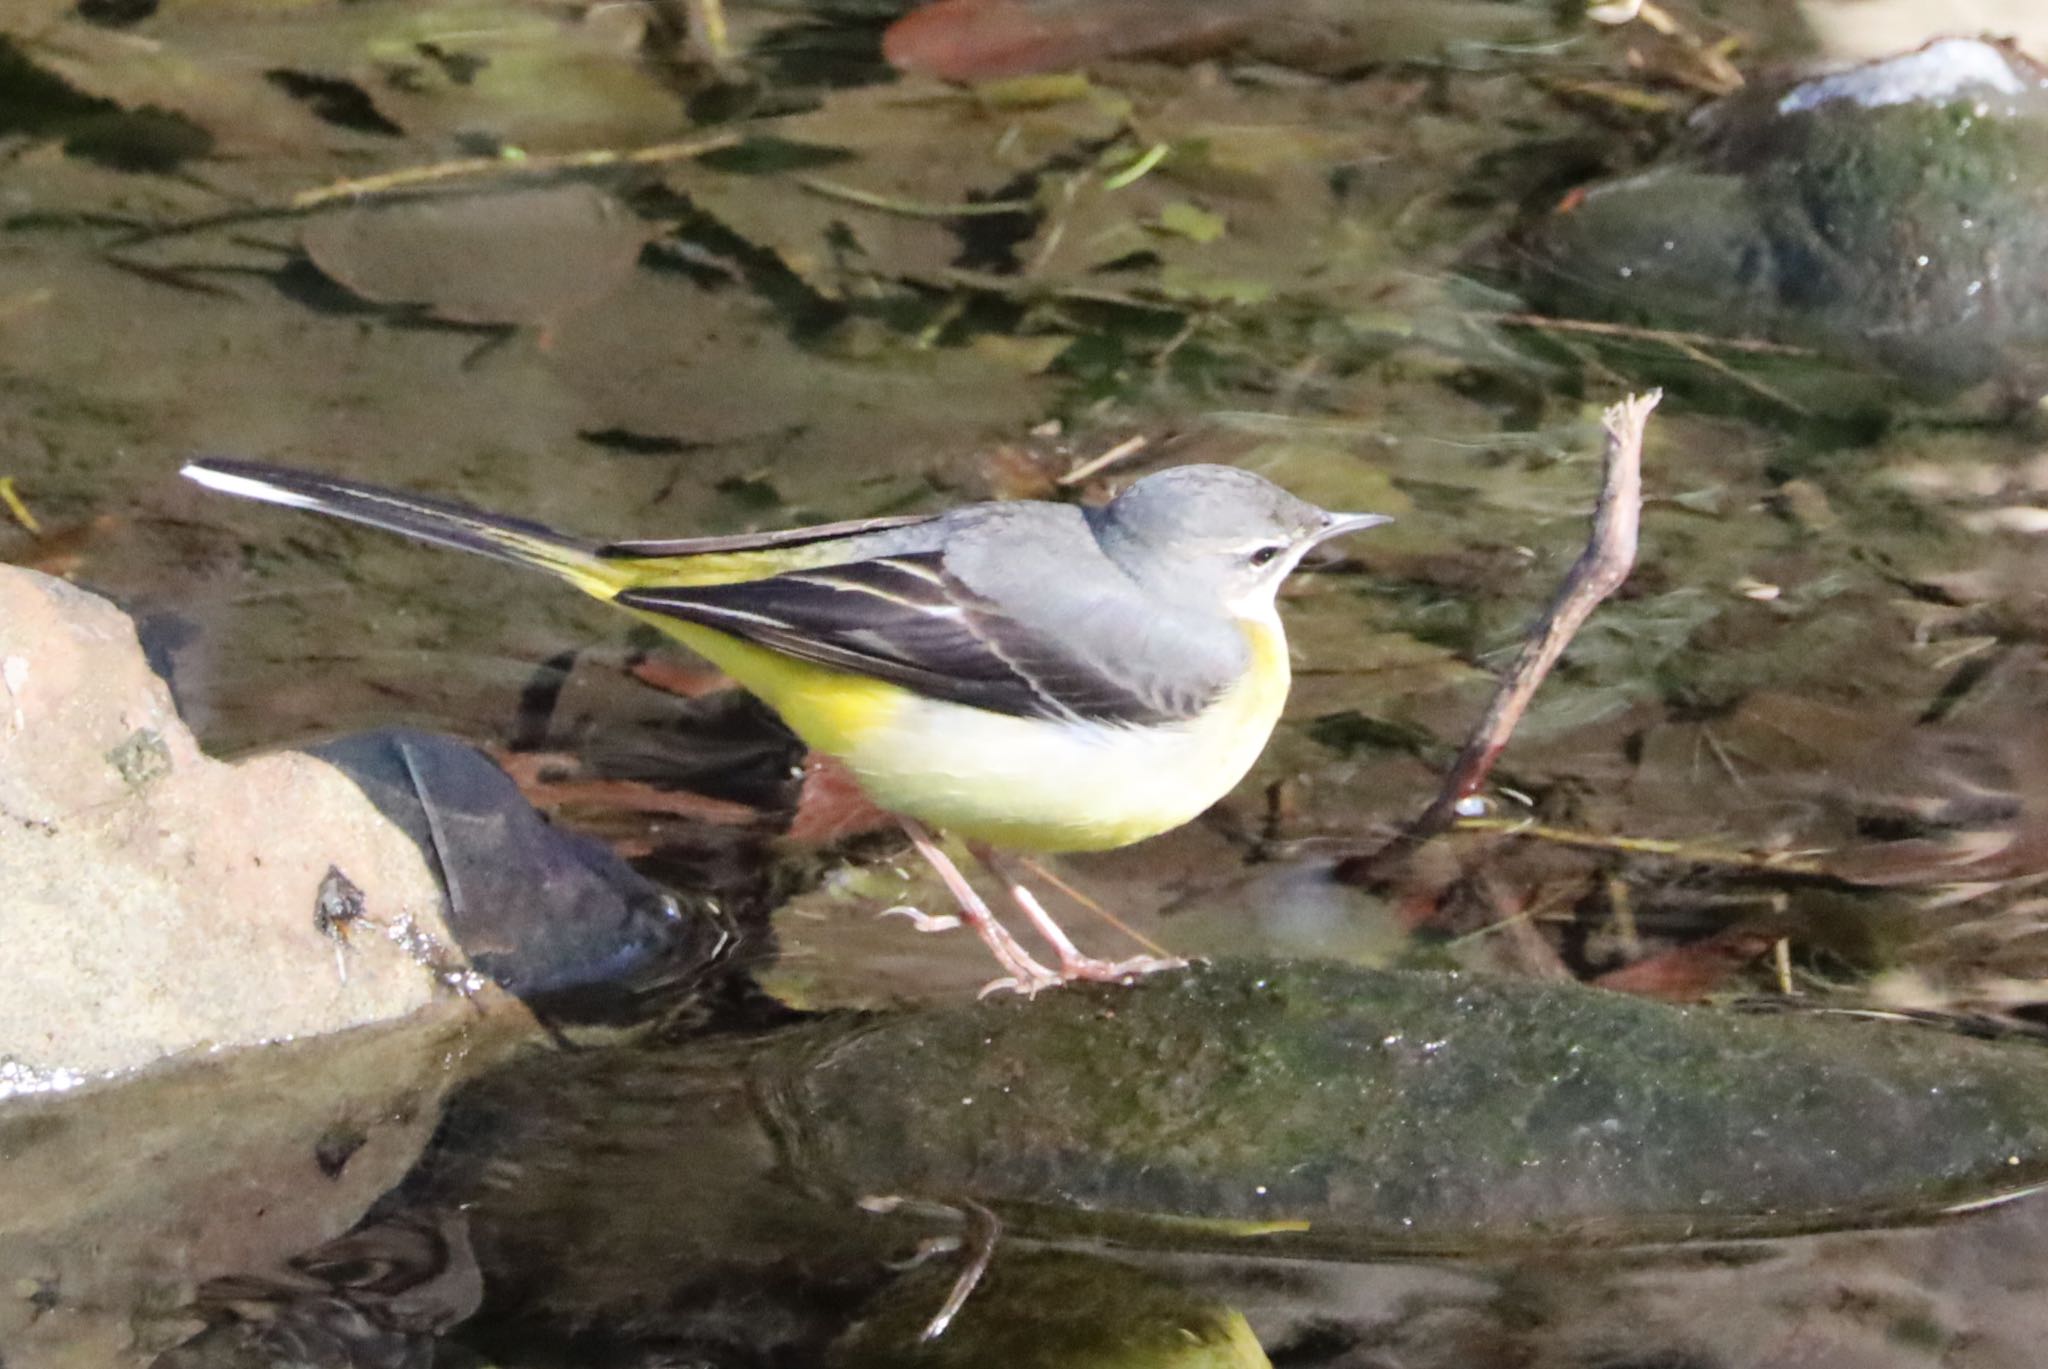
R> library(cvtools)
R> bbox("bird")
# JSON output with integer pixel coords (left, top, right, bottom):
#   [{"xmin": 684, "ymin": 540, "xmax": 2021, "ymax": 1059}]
[{"xmin": 180, "ymin": 457, "xmax": 1388, "ymax": 993}]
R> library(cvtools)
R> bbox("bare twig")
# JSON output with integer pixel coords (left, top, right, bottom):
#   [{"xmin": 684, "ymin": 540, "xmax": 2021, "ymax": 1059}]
[
  {"xmin": 1014, "ymin": 853, "xmax": 1177, "ymax": 957},
  {"xmin": 853, "ymin": 1193, "xmax": 1001, "ymax": 1339},
  {"xmin": 0, "ymin": 477, "xmax": 42, "ymax": 536},
  {"xmin": 1417, "ymin": 391, "xmax": 1657, "ymax": 830},
  {"xmin": 795, "ymin": 176, "xmax": 1035, "ymax": 218},
  {"xmin": 1487, "ymin": 312, "xmax": 1810, "ymax": 357},
  {"xmin": 1447, "ymin": 815, "xmax": 1826, "ymax": 875},
  {"xmin": 290, "ymin": 132, "xmax": 743, "ymax": 210},
  {"xmin": 1057, "ymin": 434, "xmax": 1149, "ymax": 487},
  {"xmin": 1338, "ymin": 390, "xmax": 1660, "ymax": 884},
  {"xmin": 921, "ymin": 1199, "xmax": 1000, "ymax": 1341}
]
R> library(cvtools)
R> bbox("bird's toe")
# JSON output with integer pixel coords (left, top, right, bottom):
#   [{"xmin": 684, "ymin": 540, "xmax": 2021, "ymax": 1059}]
[{"xmin": 880, "ymin": 905, "xmax": 962, "ymax": 933}]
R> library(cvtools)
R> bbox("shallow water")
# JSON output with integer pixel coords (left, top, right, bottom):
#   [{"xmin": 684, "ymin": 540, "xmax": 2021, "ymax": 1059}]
[{"xmin": 9, "ymin": 2, "xmax": 2048, "ymax": 1365}]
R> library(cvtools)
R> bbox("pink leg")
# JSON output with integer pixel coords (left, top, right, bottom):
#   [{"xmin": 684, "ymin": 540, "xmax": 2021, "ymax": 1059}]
[
  {"xmin": 968, "ymin": 843, "xmax": 1186, "ymax": 985},
  {"xmin": 892, "ymin": 820, "xmax": 1060, "ymax": 995}
]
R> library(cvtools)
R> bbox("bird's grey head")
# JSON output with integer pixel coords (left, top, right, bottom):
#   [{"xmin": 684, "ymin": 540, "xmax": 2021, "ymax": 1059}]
[{"xmin": 1091, "ymin": 464, "xmax": 1389, "ymax": 615}]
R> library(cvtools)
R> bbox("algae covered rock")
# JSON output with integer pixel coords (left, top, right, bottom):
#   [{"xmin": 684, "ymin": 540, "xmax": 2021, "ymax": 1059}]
[
  {"xmin": 1517, "ymin": 38, "xmax": 2048, "ymax": 397},
  {"xmin": 421, "ymin": 961, "xmax": 2048, "ymax": 1260},
  {"xmin": 777, "ymin": 960, "xmax": 2048, "ymax": 1246},
  {"xmin": 380, "ymin": 958, "xmax": 2048, "ymax": 1359}
]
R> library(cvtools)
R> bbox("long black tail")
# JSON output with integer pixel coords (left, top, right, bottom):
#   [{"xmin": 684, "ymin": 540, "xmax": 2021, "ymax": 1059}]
[{"xmin": 181, "ymin": 457, "xmax": 622, "ymax": 594}]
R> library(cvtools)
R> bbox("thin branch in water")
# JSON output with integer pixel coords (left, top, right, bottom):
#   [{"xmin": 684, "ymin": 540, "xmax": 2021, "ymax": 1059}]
[
  {"xmin": 1014, "ymin": 853, "xmax": 1177, "ymax": 957},
  {"xmin": 0, "ymin": 477, "xmax": 43, "ymax": 536},
  {"xmin": 1057, "ymin": 434, "xmax": 1149, "ymax": 487},
  {"xmin": 1664, "ymin": 334, "xmax": 1809, "ymax": 416},
  {"xmin": 853, "ymin": 1193, "xmax": 1000, "ymax": 1338},
  {"xmin": 1445, "ymin": 816, "xmax": 1827, "ymax": 875},
  {"xmin": 290, "ymin": 132, "xmax": 744, "ymax": 209},
  {"xmin": 940, "ymin": 266, "xmax": 1188, "ymax": 313},
  {"xmin": 1486, "ymin": 312, "xmax": 1812, "ymax": 357},
  {"xmin": 795, "ymin": 176, "xmax": 1035, "ymax": 218},
  {"xmin": 1338, "ymin": 389, "xmax": 1661, "ymax": 883},
  {"xmin": 920, "ymin": 1199, "xmax": 999, "ymax": 1340}
]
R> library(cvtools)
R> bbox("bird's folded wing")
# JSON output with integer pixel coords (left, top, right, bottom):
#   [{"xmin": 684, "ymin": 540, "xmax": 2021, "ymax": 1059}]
[
  {"xmin": 615, "ymin": 553, "xmax": 1220, "ymax": 726},
  {"xmin": 597, "ymin": 512, "xmax": 935, "ymax": 558}
]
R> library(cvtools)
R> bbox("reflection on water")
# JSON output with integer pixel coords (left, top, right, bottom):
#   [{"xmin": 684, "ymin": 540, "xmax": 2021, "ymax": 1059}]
[{"xmin": 11, "ymin": 0, "xmax": 2048, "ymax": 1364}]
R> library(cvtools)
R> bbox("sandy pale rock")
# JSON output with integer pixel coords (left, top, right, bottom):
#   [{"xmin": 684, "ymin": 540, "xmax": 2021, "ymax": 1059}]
[{"xmin": 0, "ymin": 566, "xmax": 465, "ymax": 1082}]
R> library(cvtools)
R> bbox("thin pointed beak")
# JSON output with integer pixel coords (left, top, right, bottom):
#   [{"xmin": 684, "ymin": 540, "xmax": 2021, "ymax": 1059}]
[{"xmin": 1309, "ymin": 512, "xmax": 1392, "ymax": 546}]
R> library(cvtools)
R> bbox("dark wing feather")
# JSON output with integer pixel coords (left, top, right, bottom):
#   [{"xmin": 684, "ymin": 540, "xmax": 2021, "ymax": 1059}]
[{"xmin": 615, "ymin": 553, "xmax": 1218, "ymax": 725}]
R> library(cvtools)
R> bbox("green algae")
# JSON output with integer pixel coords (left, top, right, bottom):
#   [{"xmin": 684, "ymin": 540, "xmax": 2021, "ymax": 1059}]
[
  {"xmin": 1519, "ymin": 50, "xmax": 2048, "ymax": 397},
  {"xmin": 376, "ymin": 959, "xmax": 2048, "ymax": 1359},
  {"xmin": 771, "ymin": 960, "xmax": 2048, "ymax": 1250},
  {"xmin": 104, "ymin": 728, "xmax": 171, "ymax": 789}
]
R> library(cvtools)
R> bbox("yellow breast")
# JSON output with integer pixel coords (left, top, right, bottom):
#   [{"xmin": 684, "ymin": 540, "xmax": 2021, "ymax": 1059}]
[
  {"xmin": 622, "ymin": 611, "xmax": 913, "ymax": 755},
  {"xmin": 627, "ymin": 602, "xmax": 1291, "ymax": 853},
  {"xmin": 779, "ymin": 612, "xmax": 1290, "ymax": 852}
]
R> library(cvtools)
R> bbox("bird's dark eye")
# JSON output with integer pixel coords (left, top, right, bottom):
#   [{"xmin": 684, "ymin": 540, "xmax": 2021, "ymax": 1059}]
[{"xmin": 1248, "ymin": 545, "xmax": 1282, "ymax": 567}]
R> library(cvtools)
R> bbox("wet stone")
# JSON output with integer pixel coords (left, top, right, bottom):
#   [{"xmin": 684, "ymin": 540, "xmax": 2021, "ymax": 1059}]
[
  {"xmin": 404, "ymin": 959, "xmax": 2048, "ymax": 1278},
  {"xmin": 778, "ymin": 960, "xmax": 2048, "ymax": 1246},
  {"xmin": 0, "ymin": 567, "xmax": 460, "ymax": 1080},
  {"xmin": 1515, "ymin": 38, "xmax": 2048, "ymax": 399},
  {"xmin": 298, "ymin": 183, "xmax": 652, "ymax": 330},
  {"xmin": 105, "ymin": 726, "xmax": 172, "ymax": 789},
  {"xmin": 309, "ymin": 727, "xmax": 724, "ymax": 1016}
]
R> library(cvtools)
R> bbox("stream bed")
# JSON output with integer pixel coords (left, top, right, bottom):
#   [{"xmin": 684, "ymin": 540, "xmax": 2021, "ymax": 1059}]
[{"xmin": 9, "ymin": 2, "xmax": 2048, "ymax": 1365}]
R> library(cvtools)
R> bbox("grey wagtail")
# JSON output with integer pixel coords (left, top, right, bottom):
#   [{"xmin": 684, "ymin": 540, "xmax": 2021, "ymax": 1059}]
[{"xmin": 181, "ymin": 457, "xmax": 1388, "ymax": 993}]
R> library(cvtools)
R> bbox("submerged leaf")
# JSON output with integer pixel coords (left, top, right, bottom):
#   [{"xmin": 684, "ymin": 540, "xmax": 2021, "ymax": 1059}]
[
  {"xmin": 1152, "ymin": 200, "xmax": 1226, "ymax": 243},
  {"xmin": 300, "ymin": 183, "xmax": 651, "ymax": 327}
]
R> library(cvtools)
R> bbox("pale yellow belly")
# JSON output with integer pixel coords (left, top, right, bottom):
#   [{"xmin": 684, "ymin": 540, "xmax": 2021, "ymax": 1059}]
[
  {"xmin": 839, "ymin": 619, "xmax": 1291, "ymax": 852},
  {"xmin": 633, "ymin": 608, "xmax": 1292, "ymax": 853}
]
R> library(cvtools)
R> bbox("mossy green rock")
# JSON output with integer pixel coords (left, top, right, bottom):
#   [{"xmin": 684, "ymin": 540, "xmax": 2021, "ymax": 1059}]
[
  {"xmin": 392, "ymin": 958, "xmax": 2048, "ymax": 1358},
  {"xmin": 772, "ymin": 960, "xmax": 2048, "ymax": 1247},
  {"xmin": 1517, "ymin": 38, "xmax": 2048, "ymax": 396}
]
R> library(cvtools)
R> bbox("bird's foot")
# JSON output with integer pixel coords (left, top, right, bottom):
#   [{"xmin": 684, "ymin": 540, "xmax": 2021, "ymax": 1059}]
[
  {"xmin": 975, "ymin": 963, "xmax": 1065, "ymax": 999},
  {"xmin": 894, "ymin": 819, "xmax": 1184, "ymax": 995},
  {"xmin": 879, "ymin": 905, "xmax": 961, "ymax": 933},
  {"xmin": 881, "ymin": 902, "xmax": 1059, "ymax": 992},
  {"xmin": 977, "ymin": 952, "xmax": 1185, "ymax": 997},
  {"xmin": 1054, "ymin": 952, "xmax": 1188, "ymax": 985},
  {"xmin": 894, "ymin": 819, "xmax": 1068, "ymax": 993}
]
